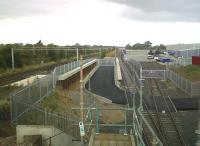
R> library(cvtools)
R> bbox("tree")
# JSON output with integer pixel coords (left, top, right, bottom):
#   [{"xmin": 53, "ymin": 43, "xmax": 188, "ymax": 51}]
[
  {"xmin": 148, "ymin": 50, "xmax": 153, "ymax": 55},
  {"xmin": 0, "ymin": 54, "xmax": 7, "ymax": 69},
  {"xmin": 48, "ymin": 50, "xmax": 58, "ymax": 61},
  {"xmin": 125, "ymin": 44, "xmax": 132, "ymax": 50},
  {"xmin": 144, "ymin": 41, "xmax": 152, "ymax": 50},
  {"xmin": 35, "ymin": 40, "xmax": 43, "ymax": 46},
  {"xmin": 14, "ymin": 51, "xmax": 23, "ymax": 67},
  {"xmin": 158, "ymin": 44, "xmax": 166, "ymax": 50}
]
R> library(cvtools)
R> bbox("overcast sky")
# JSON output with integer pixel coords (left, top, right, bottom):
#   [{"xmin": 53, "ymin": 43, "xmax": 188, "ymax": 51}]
[{"xmin": 0, "ymin": 0, "xmax": 200, "ymax": 46}]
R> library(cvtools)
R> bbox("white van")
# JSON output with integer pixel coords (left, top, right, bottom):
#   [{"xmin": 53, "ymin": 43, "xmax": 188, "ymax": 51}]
[{"xmin": 147, "ymin": 55, "xmax": 153, "ymax": 59}]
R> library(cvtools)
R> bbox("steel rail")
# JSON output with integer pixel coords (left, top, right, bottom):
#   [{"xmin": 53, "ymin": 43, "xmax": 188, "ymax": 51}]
[
  {"xmin": 148, "ymin": 79, "xmax": 169, "ymax": 146},
  {"xmin": 154, "ymin": 80, "xmax": 187, "ymax": 146}
]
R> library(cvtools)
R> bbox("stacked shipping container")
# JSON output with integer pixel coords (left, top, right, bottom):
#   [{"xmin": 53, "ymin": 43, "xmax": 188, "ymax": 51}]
[{"xmin": 192, "ymin": 56, "xmax": 200, "ymax": 65}]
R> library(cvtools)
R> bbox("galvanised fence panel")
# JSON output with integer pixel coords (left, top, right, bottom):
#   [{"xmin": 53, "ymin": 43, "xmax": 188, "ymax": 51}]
[
  {"xmin": 191, "ymin": 81, "xmax": 200, "ymax": 96},
  {"xmin": 11, "ymin": 70, "xmax": 56, "ymax": 122},
  {"xmin": 10, "ymin": 59, "xmax": 94, "ymax": 123},
  {"xmin": 16, "ymin": 103, "xmax": 80, "ymax": 139},
  {"xmin": 142, "ymin": 70, "xmax": 166, "ymax": 80},
  {"xmin": 166, "ymin": 70, "xmax": 200, "ymax": 96},
  {"xmin": 169, "ymin": 58, "xmax": 192, "ymax": 67},
  {"xmin": 55, "ymin": 59, "xmax": 93, "ymax": 76},
  {"xmin": 10, "ymin": 58, "xmax": 97, "ymax": 139},
  {"xmin": 129, "ymin": 58, "xmax": 141, "ymax": 77},
  {"xmin": 99, "ymin": 58, "xmax": 114, "ymax": 66}
]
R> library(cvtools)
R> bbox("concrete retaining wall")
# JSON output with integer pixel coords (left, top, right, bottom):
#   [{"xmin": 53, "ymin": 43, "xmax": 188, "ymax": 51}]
[{"xmin": 16, "ymin": 125, "xmax": 80, "ymax": 146}]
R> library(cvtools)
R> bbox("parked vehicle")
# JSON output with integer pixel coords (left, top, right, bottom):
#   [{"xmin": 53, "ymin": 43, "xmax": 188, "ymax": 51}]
[
  {"xmin": 147, "ymin": 54, "xmax": 154, "ymax": 59},
  {"xmin": 168, "ymin": 50, "xmax": 176, "ymax": 55},
  {"xmin": 158, "ymin": 57, "xmax": 173, "ymax": 63},
  {"xmin": 154, "ymin": 56, "xmax": 159, "ymax": 60}
]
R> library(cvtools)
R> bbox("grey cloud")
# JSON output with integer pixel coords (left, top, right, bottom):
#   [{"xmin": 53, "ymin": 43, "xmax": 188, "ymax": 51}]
[
  {"xmin": 106, "ymin": 0, "xmax": 200, "ymax": 22},
  {"xmin": 0, "ymin": 0, "xmax": 68, "ymax": 19}
]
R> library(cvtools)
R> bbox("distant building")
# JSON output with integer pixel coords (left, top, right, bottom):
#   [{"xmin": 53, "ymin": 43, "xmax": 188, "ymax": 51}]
[
  {"xmin": 167, "ymin": 43, "xmax": 200, "ymax": 58},
  {"xmin": 166, "ymin": 43, "xmax": 200, "ymax": 50}
]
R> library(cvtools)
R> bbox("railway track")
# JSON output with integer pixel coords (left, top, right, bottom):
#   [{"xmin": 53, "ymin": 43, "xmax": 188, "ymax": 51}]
[
  {"xmin": 144, "ymin": 78, "xmax": 186, "ymax": 146},
  {"xmin": 120, "ymin": 53, "xmax": 188, "ymax": 145},
  {"xmin": 120, "ymin": 57, "xmax": 158, "ymax": 145},
  {"xmin": 0, "ymin": 60, "xmax": 70, "ymax": 86},
  {"xmin": 119, "ymin": 58, "xmax": 140, "ymax": 108},
  {"xmin": 140, "ymin": 61, "xmax": 166, "ymax": 70},
  {"xmin": 0, "ymin": 53, "xmax": 99, "ymax": 86},
  {"xmin": 142, "ymin": 99, "xmax": 168, "ymax": 146}
]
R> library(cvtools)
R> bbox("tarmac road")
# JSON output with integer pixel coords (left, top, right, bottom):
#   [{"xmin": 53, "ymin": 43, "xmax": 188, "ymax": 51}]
[{"xmin": 85, "ymin": 66, "xmax": 127, "ymax": 104}]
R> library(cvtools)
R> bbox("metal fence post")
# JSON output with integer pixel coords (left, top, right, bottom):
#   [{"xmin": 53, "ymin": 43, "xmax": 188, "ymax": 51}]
[
  {"xmin": 60, "ymin": 66, "xmax": 61, "ymax": 75},
  {"xmin": 190, "ymin": 82, "xmax": 193, "ymax": 97},
  {"xmin": 96, "ymin": 107, "xmax": 100, "ymax": 134},
  {"xmin": 67, "ymin": 64, "xmax": 69, "ymax": 72},
  {"xmin": 39, "ymin": 79, "xmax": 42, "ymax": 99},
  {"xmin": 10, "ymin": 96, "xmax": 13, "ymax": 122},
  {"xmin": 45, "ymin": 108, "xmax": 47, "ymax": 125},
  {"xmin": 164, "ymin": 70, "xmax": 166, "ymax": 80},
  {"xmin": 53, "ymin": 69, "xmax": 55, "ymax": 88},
  {"xmin": 47, "ymin": 78, "xmax": 49, "ymax": 96},
  {"xmin": 27, "ymin": 84, "xmax": 30, "ymax": 105},
  {"xmin": 124, "ymin": 110, "xmax": 127, "ymax": 135}
]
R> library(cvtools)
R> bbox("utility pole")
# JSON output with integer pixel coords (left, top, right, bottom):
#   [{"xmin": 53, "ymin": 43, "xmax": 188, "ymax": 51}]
[
  {"xmin": 77, "ymin": 47, "xmax": 79, "ymax": 61},
  {"xmin": 11, "ymin": 48, "xmax": 15, "ymax": 70},
  {"xmin": 80, "ymin": 56, "xmax": 84, "ymax": 146},
  {"xmin": 99, "ymin": 48, "xmax": 101, "ymax": 59},
  {"xmin": 115, "ymin": 47, "xmax": 117, "ymax": 58},
  {"xmin": 46, "ymin": 46, "xmax": 48, "ymax": 55}
]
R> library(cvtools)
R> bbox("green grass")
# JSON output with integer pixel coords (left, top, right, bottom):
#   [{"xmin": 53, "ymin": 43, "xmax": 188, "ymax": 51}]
[
  {"xmin": 0, "ymin": 86, "xmax": 16, "ymax": 137},
  {"xmin": 0, "ymin": 86, "xmax": 17, "ymax": 100},
  {"xmin": 0, "ymin": 121, "xmax": 15, "ymax": 137},
  {"xmin": 0, "ymin": 60, "xmax": 56, "ymax": 78},
  {"xmin": 41, "ymin": 91, "xmax": 60, "ymax": 112},
  {"xmin": 175, "ymin": 65, "xmax": 200, "ymax": 81},
  {"xmin": 0, "ymin": 86, "xmax": 19, "ymax": 100},
  {"xmin": 0, "ymin": 56, "xmax": 76, "ymax": 78}
]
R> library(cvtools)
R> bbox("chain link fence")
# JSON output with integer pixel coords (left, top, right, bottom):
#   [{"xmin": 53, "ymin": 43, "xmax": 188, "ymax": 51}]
[
  {"xmin": 16, "ymin": 104, "xmax": 80, "ymax": 139},
  {"xmin": 142, "ymin": 70, "xmax": 167, "ymax": 80},
  {"xmin": 10, "ymin": 59, "xmax": 95, "ymax": 139},
  {"xmin": 129, "ymin": 58, "xmax": 141, "ymax": 77},
  {"xmin": 128, "ymin": 58, "xmax": 200, "ymax": 96},
  {"xmin": 191, "ymin": 81, "xmax": 200, "ymax": 97},
  {"xmin": 168, "ymin": 58, "xmax": 192, "ymax": 67},
  {"xmin": 98, "ymin": 58, "xmax": 114, "ymax": 66},
  {"xmin": 10, "ymin": 69, "xmax": 56, "ymax": 123},
  {"xmin": 55, "ymin": 59, "xmax": 93, "ymax": 76},
  {"xmin": 166, "ymin": 69, "xmax": 200, "ymax": 96}
]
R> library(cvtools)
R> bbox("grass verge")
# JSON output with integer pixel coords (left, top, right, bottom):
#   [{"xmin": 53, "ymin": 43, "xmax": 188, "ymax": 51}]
[{"xmin": 174, "ymin": 65, "xmax": 200, "ymax": 81}]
